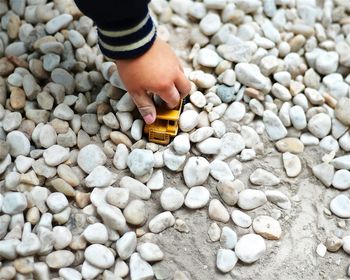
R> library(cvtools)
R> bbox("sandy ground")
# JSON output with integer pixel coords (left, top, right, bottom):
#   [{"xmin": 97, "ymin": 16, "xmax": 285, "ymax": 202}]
[{"xmin": 122, "ymin": 25, "xmax": 350, "ymax": 280}]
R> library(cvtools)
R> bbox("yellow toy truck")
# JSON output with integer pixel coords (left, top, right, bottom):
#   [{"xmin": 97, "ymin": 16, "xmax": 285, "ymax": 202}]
[{"xmin": 144, "ymin": 99, "xmax": 184, "ymax": 145}]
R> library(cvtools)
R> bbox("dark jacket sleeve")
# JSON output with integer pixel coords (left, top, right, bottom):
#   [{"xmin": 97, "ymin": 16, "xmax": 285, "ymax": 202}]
[{"xmin": 74, "ymin": 0, "xmax": 156, "ymax": 60}]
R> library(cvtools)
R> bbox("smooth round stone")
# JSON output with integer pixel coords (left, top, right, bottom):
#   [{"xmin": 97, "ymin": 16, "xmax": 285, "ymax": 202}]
[
  {"xmin": 231, "ymin": 210, "xmax": 252, "ymax": 228},
  {"xmin": 250, "ymin": 168, "xmax": 280, "ymax": 186},
  {"xmin": 235, "ymin": 63, "xmax": 269, "ymax": 91},
  {"xmin": 312, "ymin": 163, "xmax": 334, "ymax": 187},
  {"xmin": 332, "ymin": 170, "xmax": 350, "ymax": 190},
  {"xmin": 208, "ymin": 199, "xmax": 230, "ymax": 223},
  {"xmin": 43, "ymin": 145, "xmax": 70, "ymax": 166},
  {"xmin": 46, "ymin": 192, "xmax": 68, "ymax": 213},
  {"xmin": 331, "ymin": 155, "xmax": 350, "ymax": 170},
  {"xmin": 51, "ymin": 68, "xmax": 75, "ymax": 95},
  {"xmin": 189, "ymin": 127, "xmax": 214, "ymax": 143},
  {"xmin": 137, "ymin": 243, "xmax": 164, "ymax": 262},
  {"xmin": 282, "ymin": 152, "xmax": 302, "ymax": 178},
  {"xmin": 173, "ymin": 134, "xmax": 190, "ymax": 155},
  {"xmin": 190, "ymin": 91, "xmax": 206, "ymax": 108},
  {"xmin": 275, "ymin": 137, "xmax": 304, "ymax": 154},
  {"xmin": 106, "ymin": 188, "xmax": 129, "ymax": 209},
  {"xmin": 127, "ymin": 149, "xmax": 154, "ymax": 177},
  {"xmin": 197, "ymin": 48, "xmax": 220, "ymax": 67},
  {"xmin": 208, "ymin": 222, "xmax": 221, "ymax": 242},
  {"xmin": 85, "ymin": 166, "xmax": 113, "ymax": 188},
  {"xmin": 45, "ymin": 14, "xmax": 73, "ymax": 34},
  {"xmin": 53, "ymin": 226, "xmax": 72, "ymax": 250},
  {"xmin": 252, "ymin": 216, "xmax": 281, "ymax": 240},
  {"xmin": 330, "ymin": 195, "xmax": 350, "ymax": 218},
  {"xmin": 148, "ymin": 211, "xmax": 175, "ymax": 233},
  {"xmin": 216, "ymin": 180, "xmax": 239, "ymax": 206},
  {"xmin": 220, "ymin": 226, "xmax": 237, "ymax": 249},
  {"xmin": 319, "ymin": 135, "xmax": 339, "ymax": 153},
  {"xmin": 160, "ymin": 188, "xmax": 184, "ymax": 211},
  {"xmin": 199, "ymin": 13, "xmax": 221, "ymax": 36},
  {"xmin": 216, "ymin": 85, "xmax": 235, "ymax": 103},
  {"xmin": 289, "ymin": 105, "xmax": 307, "ymax": 130},
  {"xmin": 83, "ymin": 223, "xmax": 108, "ymax": 244},
  {"xmin": 238, "ymin": 189, "xmax": 267, "ymax": 210},
  {"xmin": 53, "ymin": 103, "xmax": 74, "ymax": 121},
  {"xmin": 146, "ymin": 169, "xmax": 164, "ymax": 190},
  {"xmin": 216, "ymin": 249, "xmax": 238, "ymax": 273},
  {"xmin": 179, "ymin": 110, "xmax": 199, "ymax": 132},
  {"xmin": 163, "ymin": 148, "xmax": 186, "ymax": 171},
  {"xmin": 113, "ymin": 144, "xmax": 129, "ymax": 170},
  {"xmin": 81, "ymin": 260, "xmax": 103, "ymax": 280},
  {"xmin": 6, "ymin": 131, "xmax": 30, "ymax": 157},
  {"xmin": 265, "ymin": 190, "xmax": 291, "ymax": 210},
  {"xmin": 68, "ymin": 29, "xmax": 85, "ymax": 48},
  {"xmin": 210, "ymin": 160, "xmax": 234, "ymax": 181},
  {"xmin": 123, "ymin": 199, "xmax": 148, "ymax": 226},
  {"xmin": 308, "ymin": 113, "xmax": 331, "ymax": 138},
  {"xmin": 85, "ymin": 244, "xmax": 115, "ymax": 269},
  {"xmin": 263, "ymin": 110, "xmax": 288, "ymax": 141},
  {"xmin": 225, "ymin": 102, "xmax": 246, "ymax": 122},
  {"xmin": 2, "ymin": 192, "xmax": 27, "ymax": 215},
  {"xmin": 81, "ymin": 114, "xmax": 99, "ymax": 135},
  {"xmin": 129, "ymin": 253, "xmax": 154, "ymax": 280},
  {"xmin": 116, "ymin": 232, "xmax": 137, "ymax": 260},
  {"xmin": 3, "ymin": 112, "xmax": 22, "ymax": 132},
  {"xmin": 184, "ymin": 186, "xmax": 210, "ymax": 209},
  {"xmin": 235, "ymin": 234, "xmax": 266, "ymax": 263},
  {"xmin": 59, "ymin": 268, "xmax": 82, "ymax": 280},
  {"xmin": 43, "ymin": 53, "xmax": 61, "ymax": 72},
  {"xmin": 119, "ymin": 176, "xmax": 151, "ymax": 200},
  {"xmin": 315, "ymin": 52, "xmax": 339, "ymax": 75},
  {"xmin": 46, "ymin": 250, "xmax": 75, "ymax": 269},
  {"xmin": 183, "ymin": 157, "xmax": 210, "ymax": 187},
  {"xmin": 335, "ymin": 98, "xmax": 350, "ymax": 126},
  {"xmin": 196, "ymin": 137, "xmax": 221, "ymax": 155},
  {"xmin": 343, "ymin": 236, "xmax": 350, "ymax": 254},
  {"xmin": 300, "ymin": 133, "xmax": 319, "ymax": 146},
  {"xmin": 131, "ymin": 119, "xmax": 143, "ymax": 141},
  {"xmin": 77, "ymin": 144, "xmax": 107, "ymax": 173}
]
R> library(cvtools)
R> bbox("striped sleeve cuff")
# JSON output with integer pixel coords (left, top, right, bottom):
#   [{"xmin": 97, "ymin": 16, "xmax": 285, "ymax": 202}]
[{"xmin": 97, "ymin": 11, "xmax": 157, "ymax": 60}]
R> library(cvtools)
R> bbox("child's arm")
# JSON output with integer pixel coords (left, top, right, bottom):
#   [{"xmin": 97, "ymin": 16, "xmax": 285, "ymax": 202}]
[{"xmin": 74, "ymin": 0, "xmax": 191, "ymax": 124}]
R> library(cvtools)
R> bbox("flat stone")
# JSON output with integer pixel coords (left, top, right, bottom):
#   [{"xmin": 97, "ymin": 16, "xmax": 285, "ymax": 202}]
[
  {"xmin": 85, "ymin": 166, "xmax": 113, "ymax": 188},
  {"xmin": 265, "ymin": 190, "xmax": 291, "ymax": 210},
  {"xmin": 216, "ymin": 180, "xmax": 239, "ymax": 206},
  {"xmin": 250, "ymin": 168, "xmax": 280, "ymax": 185}
]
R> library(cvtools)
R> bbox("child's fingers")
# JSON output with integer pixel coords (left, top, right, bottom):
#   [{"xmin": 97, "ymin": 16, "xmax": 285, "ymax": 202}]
[
  {"xmin": 131, "ymin": 91, "xmax": 157, "ymax": 124},
  {"xmin": 175, "ymin": 71, "xmax": 191, "ymax": 99},
  {"xmin": 158, "ymin": 85, "xmax": 180, "ymax": 109}
]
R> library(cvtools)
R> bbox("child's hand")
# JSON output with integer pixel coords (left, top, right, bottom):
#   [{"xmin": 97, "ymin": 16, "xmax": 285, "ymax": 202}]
[{"xmin": 116, "ymin": 37, "xmax": 191, "ymax": 124}]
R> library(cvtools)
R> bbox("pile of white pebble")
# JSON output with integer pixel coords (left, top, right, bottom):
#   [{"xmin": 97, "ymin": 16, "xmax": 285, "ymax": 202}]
[{"xmin": 0, "ymin": 0, "xmax": 350, "ymax": 279}]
